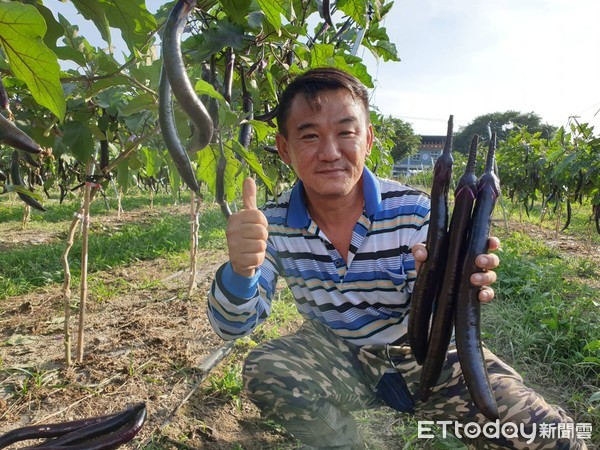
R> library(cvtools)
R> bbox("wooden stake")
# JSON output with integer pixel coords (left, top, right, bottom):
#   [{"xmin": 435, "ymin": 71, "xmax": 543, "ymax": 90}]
[
  {"xmin": 61, "ymin": 208, "xmax": 83, "ymax": 367},
  {"xmin": 77, "ymin": 161, "xmax": 93, "ymax": 363},
  {"xmin": 21, "ymin": 204, "xmax": 30, "ymax": 229},
  {"xmin": 188, "ymin": 191, "xmax": 201, "ymax": 296}
]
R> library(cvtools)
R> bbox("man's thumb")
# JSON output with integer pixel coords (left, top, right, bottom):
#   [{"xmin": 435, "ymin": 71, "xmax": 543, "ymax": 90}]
[{"xmin": 242, "ymin": 177, "xmax": 257, "ymax": 210}]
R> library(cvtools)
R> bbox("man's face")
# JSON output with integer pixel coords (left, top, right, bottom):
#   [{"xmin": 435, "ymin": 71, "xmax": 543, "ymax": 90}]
[{"xmin": 275, "ymin": 89, "xmax": 374, "ymax": 202}]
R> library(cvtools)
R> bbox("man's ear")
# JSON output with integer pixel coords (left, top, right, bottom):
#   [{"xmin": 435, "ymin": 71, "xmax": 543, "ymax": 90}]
[
  {"xmin": 366, "ymin": 124, "xmax": 374, "ymax": 156},
  {"xmin": 275, "ymin": 133, "xmax": 292, "ymax": 164}
]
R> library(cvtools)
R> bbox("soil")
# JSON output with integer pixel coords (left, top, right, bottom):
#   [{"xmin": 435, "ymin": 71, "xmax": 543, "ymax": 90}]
[
  {"xmin": 0, "ymin": 206, "xmax": 598, "ymax": 449},
  {"xmin": 0, "ymin": 204, "xmax": 301, "ymax": 450}
]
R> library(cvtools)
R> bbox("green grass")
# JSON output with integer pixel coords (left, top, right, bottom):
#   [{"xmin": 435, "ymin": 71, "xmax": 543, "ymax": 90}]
[
  {"xmin": 0, "ymin": 192, "xmax": 227, "ymax": 301},
  {"xmin": 481, "ymin": 229, "xmax": 600, "ymax": 441},
  {"xmin": 1, "ymin": 189, "xmax": 599, "ymax": 447}
]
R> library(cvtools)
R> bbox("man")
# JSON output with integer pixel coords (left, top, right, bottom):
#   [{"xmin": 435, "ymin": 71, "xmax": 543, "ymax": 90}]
[{"xmin": 207, "ymin": 67, "xmax": 585, "ymax": 449}]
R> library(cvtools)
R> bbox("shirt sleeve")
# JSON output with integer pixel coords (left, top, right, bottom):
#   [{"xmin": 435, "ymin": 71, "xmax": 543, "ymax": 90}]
[
  {"xmin": 404, "ymin": 192, "xmax": 431, "ymax": 294},
  {"xmin": 207, "ymin": 241, "xmax": 280, "ymax": 341}
]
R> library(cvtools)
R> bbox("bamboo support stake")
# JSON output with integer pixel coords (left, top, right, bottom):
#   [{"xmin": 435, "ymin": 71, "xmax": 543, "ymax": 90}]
[
  {"xmin": 21, "ymin": 204, "xmax": 30, "ymax": 229},
  {"xmin": 188, "ymin": 191, "xmax": 201, "ymax": 296},
  {"xmin": 117, "ymin": 187, "xmax": 123, "ymax": 219},
  {"xmin": 555, "ymin": 202, "xmax": 562, "ymax": 238},
  {"xmin": 61, "ymin": 207, "xmax": 83, "ymax": 367},
  {"xmin": 76, "ymin": 162, "xmax": 94, "ymax": 363}
]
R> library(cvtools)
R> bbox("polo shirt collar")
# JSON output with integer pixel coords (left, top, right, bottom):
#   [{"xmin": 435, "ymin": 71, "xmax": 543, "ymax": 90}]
[{"xmin": 286, "ymin": 166, "xmax": 382, "ymax": 229}]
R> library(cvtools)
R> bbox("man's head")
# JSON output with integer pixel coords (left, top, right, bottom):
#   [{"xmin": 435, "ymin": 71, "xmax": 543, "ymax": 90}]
[
  {"xmin": 274, "ymin": 67, "xmax": 374, "ymax": 203},
  {"xmin": 276, "ymin": 67, "xmax": 371, "ymax": 138}
]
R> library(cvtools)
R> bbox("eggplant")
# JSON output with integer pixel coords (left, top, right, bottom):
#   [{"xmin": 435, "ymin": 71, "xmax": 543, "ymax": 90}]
[
  {"xmin": 419, "ymin": 135, "xmax": 479, "ymax": 401},
  {"xmin": 158, "ymin": 65, "xmax": 200, "ymax": 192},
  {"xmin": 408, "ymin": 115, "xmax": 454, "ymax": 365},
  {"xmin": 10, "ymin": 151, "xmax": 46, "ymax": 212},
  {"xmin": 454, "ymin": 134, "xmax": 500, "ymax": 421},
  {"xmin": 0, "ymin": 112, "xmax": 43, "ymax": 154}
]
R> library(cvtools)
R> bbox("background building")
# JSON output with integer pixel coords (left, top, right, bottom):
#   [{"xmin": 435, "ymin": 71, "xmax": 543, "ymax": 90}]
[{"xmin": 392, "ymin": 135, "xmax": 446, "ymax": 176}]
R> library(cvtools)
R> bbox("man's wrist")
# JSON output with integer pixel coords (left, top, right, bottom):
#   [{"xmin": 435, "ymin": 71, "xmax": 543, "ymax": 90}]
[{"xmin": 221, "ymin": 262, "xmax": 261, "ymax": 299}]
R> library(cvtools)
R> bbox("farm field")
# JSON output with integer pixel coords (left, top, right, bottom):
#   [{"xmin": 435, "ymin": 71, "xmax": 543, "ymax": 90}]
[
  {"xmin": 1, "ymin": 0, "xmax": 599, "ymax": 448},
  {"xmin": 0, "ymin": 190, "xmax": 598, "ymax": 449}
]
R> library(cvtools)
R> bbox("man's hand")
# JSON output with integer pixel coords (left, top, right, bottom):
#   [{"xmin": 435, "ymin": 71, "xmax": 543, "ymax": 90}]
[
  {"xmin": 411, "ymin": 237, "xmax": 500, "ymax": 303},
  {"xmin": 226, "ymin": 178, "xmax": 269, "ymax": 278}
]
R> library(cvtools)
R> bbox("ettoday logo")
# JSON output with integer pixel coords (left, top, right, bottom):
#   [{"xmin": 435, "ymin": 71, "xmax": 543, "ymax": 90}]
[{"xmin": 417, "ymin": 420, "xmax": 592, "ymax": 444}]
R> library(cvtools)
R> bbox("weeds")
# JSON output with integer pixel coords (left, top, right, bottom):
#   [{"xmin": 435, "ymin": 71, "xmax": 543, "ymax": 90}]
[{"xmin": 0, "ymin": 194, "xmax": 226, "ymax": 301}]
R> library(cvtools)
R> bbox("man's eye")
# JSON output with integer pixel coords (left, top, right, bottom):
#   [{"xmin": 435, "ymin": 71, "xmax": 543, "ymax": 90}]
[{"xmin": 301, "ymin": 134, "xmax": 318, "ymax": 140}]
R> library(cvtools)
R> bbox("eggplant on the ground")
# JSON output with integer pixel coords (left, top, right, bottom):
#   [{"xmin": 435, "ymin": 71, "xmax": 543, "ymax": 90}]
[
  {"xmin": 408, "ymin": 115, "xmax": 454, "ymax": 365},
  {"xmin": 454, "ymin": 134, "xmax": 500, "ymax": 421},
  {"xmin": 0, "ymin": 403, "xmax": 146, "ymax": 449},
  {"xmin": 419, "ymin": 134, "xmax": 479, "ymax": 401}
]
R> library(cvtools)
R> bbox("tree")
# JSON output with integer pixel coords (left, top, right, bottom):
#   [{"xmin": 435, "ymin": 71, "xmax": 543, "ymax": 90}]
[
  {"xmin": 453, "ymin": 111, "xmax": 556, "ymax": 154},
  {"xmin": 377, "ymin": 115, "xmax": 421, "ymax": 162},
  {"xmin": 0, "ymin": 0, "xmax": 401, "ymax": 199}
]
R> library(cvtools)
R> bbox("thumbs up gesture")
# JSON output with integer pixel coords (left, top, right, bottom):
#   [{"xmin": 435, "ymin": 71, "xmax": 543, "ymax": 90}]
[{"xmin": 226, "ymin": 177, "xmax": 269, "ymax": 278}]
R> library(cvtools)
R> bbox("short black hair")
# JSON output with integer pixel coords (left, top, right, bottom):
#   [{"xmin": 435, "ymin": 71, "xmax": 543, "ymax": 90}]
[{"xmin": 276, "ymin": 67, "xmax": 370, "ymax": 137}]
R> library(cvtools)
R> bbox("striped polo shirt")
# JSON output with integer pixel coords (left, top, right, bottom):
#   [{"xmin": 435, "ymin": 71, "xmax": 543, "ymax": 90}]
[{"xmin": 207, "ymin": 167, "xmax": 431, "ymax": 346}]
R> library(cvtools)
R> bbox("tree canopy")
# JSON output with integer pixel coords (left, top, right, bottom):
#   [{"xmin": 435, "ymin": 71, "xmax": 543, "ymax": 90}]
[
  {"xmin": 453, "ymin": 111, "xmax": 556, "ymax": 154},
  {"xmin": 376, "ymin": 115, "xmax": 420, "ymax": 162},
  {"xmin": 0, "ymin": 0, "xmax": 400, "ymax": 203}
]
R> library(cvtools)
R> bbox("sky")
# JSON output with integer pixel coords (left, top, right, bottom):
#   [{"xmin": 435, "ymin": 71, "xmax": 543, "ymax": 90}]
[
  {"xmin": 363, "ymin": 0, "xmax": 600, "ymax": 134},
  {"xmin": 43, "ymin": 0, "xmax": 600, "ymax": 136}
]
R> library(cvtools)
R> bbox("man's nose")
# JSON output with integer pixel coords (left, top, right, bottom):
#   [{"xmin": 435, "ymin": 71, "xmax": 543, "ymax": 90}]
[{"xmin": 318, "ymin": 135, "xmax": 341, "ymax": 161}]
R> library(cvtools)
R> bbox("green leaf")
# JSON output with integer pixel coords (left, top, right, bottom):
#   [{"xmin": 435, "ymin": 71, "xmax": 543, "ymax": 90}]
[
  {"xmin": 220, "ymin": 0, "xmax": 252, "ymax": 25},
  {"xmin": 70, "ymin": 0, "xmax": 111, "ymax": 45},
  {"xmin": 84, "ymin": 75, "xmax": 131, "ymax": 100},
  {"xmin": 101, "ymin": 0, "xmax": 157, "ymax": 52},
  {"xmin": 62, "ymin": 121, "xmax": 95, "ymax": 162},
  {"xmin": 583, "ymin": 340, "xmax": 600, "ymax": 352},
  {"xmin": 229, "ymin": 140, "xmax": 274, "ymax": 194},
  {"xmin": 71, "ymin": 0, "xmax": 156, "ymax": 52},
  {"xmin": 54, "ymin": 46, "xmax": 87, "ymax": 66},
  {"xmin": 164, "ymin": 150, "xmax": 182, "ymax": 194},
  {"xmin": 336, "ymin": 0, "xmax": 368, "ymax": 28},
  {"xmin": 196, "ymin": 145, "xmax": 241, "ymax": 201},
  {"xmin": 116, "ymin": 156, "xmax": 130, "ymax": 193},
  {"xmin": 141, "ymin": 146, "xmax": 162, "ymax": 178},
  {"xmin": 195, "ymin": 79, "xmax": 227, "ymax": 103},
  {"xmin": 30, "ymin": 2, "xmax": 64, "ymax": 50},
  {"xmin": 256, "ymin": 0, "xmax": 286, "ymax": 31},
  {"xmin": 310, "ymin": 43, "xmax": 335, "ymax": 67},
  {"xmin": 119, "ymin": 93, "xmax": 157, "ymax": 117},
  {"xmin": 248, "ymin": 119, "xmax": 275, "ymax": 142},
  {"xmin": 369, "ymin": 39, "xmax": 399, "ymax": 62},
  {"xmin": 0, "ymin": 2, "xmax": 66, "ymax": 119}
]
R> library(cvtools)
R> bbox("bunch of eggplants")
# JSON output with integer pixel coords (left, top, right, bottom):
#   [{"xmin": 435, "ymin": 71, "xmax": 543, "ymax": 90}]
[{"xmin": 408, "ymin": 120, "xmax": 501, "ymax": 420}]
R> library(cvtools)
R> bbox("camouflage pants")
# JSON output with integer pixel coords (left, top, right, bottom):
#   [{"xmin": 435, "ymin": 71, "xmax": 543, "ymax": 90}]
[{"xmin": 243, "ymin": 319, "xmax": 588, "ymax": 450}]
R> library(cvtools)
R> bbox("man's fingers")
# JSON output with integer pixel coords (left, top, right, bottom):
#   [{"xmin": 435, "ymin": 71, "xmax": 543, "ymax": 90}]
[
  {"xmin": 412, "ymin": 243, "xmax": 427, "ymax": 273},
  {"xmin": 242, "ymin": 177, "xmax": 257, "ymax": 210}
]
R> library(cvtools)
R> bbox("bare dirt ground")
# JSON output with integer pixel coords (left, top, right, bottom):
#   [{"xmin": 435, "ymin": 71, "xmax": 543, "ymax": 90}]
[
  {"xmin": 0, "ymin": 207, "xmax": 598, "ymax": 449},
  {"xmin": 0, "ymin": 203, "xmax": 302, "ymax": 449}
]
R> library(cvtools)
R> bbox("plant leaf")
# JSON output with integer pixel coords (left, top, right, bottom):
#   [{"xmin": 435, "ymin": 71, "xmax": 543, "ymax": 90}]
[
  {"xmin": 0, "ymin": 2, "xmax": 65, "ymax": 120},
  {"xmin": 62, "ymin": 121, "xmax": 95, "ymax": 162},
  {"xmin": 102, "ymin": 0, "xmax": 157, "ymax": 52},
  {"xmin": 229, "ymin": 139, "xmax": 274, "ymax": 194},
  {"xmin": 70, "ymin": 0, "xmax": 111, "ymax": 45},
  {"xmin": 256, "ymin": 0, "xmax": 286, "ymax": 31}
]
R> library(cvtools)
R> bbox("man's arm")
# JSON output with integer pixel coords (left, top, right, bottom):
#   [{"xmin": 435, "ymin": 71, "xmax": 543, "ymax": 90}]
[{"xmin": 207, "ymin": 178, "xmax": 276, "ymax": 340}]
